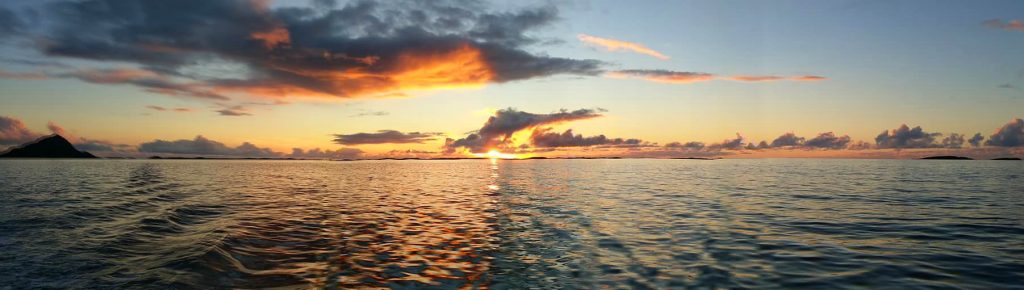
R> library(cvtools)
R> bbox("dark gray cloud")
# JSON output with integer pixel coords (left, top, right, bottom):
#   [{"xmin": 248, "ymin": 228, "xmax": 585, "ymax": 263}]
[
  {"xmin": 216, "ymin": 107, "xmax": 252, "ymax": 116},
  {"xmin": 746, "ymin": 140, "xmax": 769, "ymax": 150},
  {"xmin": 289, "ymin": 147, "xmax": 363, "ymax": 159},
  {"xmin": 985, "ymin": 118, "xmax": 1024, "ymax": 147},
  {"xmin": 333, "ymin": 130, "xmax": 442, "ymax": 145},
  {"xmin": 0, "ymin": 6, "xmax": 22, "ymax": 37},
  {"xmin": 445, "ymin": 108, "xmax": 604, "ymax": 152},
  {"xmin": 26, "ymin": 0, "xmax": 601, "ymax": 100},
  {"xmin": 665, "ymin": 141, "xmax": 705, "ymax": 150},
  {"xmin": 804, "ymin": 132, "xmax": 851, "ymax": 149},
  {"xmin": 940, "ymin": 133, "xmax": 966, "ymax": 148},
  {"xmin": 874, "ymin": 125, "xmax": 943, "ymax": 149},
  {"xmin": 770, "ymin": 132, "xmax": 804, "ymax": 147},
  {"xmin": 61, "ymin": 69, "xmax": 229, "ymax": 100},
  {"xmin": 969, "ymin": 133, "xmax": 984, "ymax": 147},
  {"xmin": 530, "ymin": 128, "xmax": 644, "ymax": 148},
  {"xmin": 138, "ymin": 135, "xmax": 280, "ymax": 157},
  {"xmin": 0, "ymin": 116, "xmax": 40, "ymax": 145},
  {"xmin": 707, "ymin": 134, "xmax": 745, "ymax": 150}
]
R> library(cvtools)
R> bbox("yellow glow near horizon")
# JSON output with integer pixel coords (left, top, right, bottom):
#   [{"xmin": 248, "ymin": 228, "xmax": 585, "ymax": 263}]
[{"xmin": 472, "ymin": 149, "xmax": 520, "ymax": 159}]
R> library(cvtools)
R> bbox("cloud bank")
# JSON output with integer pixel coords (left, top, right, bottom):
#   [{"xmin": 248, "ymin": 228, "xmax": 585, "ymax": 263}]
[{"xmin": 8, "ymin": 0, "xmax": 601, "ymax": 101}]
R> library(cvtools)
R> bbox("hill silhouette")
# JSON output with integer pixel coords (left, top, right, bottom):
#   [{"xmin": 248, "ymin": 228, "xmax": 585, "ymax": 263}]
[{"xmin": 0, "ymin": 135, "xmax": 97, "ymax": 158}]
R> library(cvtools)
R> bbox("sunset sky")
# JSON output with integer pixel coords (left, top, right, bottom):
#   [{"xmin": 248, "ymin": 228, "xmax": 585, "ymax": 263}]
[{"xmin": 1, "ymin": 0, "xmax": 1023, "ymax": 159}]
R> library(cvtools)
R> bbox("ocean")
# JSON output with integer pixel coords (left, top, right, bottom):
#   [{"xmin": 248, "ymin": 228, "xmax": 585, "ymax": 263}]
[{"xmin": 0, "ymin": 159, "xmax": 1022, "ymax": 289}]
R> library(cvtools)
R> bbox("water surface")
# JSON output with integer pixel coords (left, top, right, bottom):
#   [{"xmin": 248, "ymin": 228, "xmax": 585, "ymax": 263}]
[{"xmin": 1, "ymin": 159, "xmax": 1022, "ymax": 289}]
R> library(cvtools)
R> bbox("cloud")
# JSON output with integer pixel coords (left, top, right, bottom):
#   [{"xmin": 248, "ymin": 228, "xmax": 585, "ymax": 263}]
[
  {"xmin": 983, "ymin": 19, "xmax": 1024, "ymax": 31},
  {"xmin": 289, "ymin": 147, "xmax": 363, "ymax": 159},
  {"xmin": 25, "ymin": 0, "xmax": 601, "ymax": 100},
  {"xmin": 0, "ymin": 116, "xmax": 40, "ymax": 145},
  {"xmin": 998, "ymin": 83, "xmax": 1020, "ymax": 90},
  {"xmin": 1, "ymin": 116, "xmax": 127, "ymax": 152},
  {"xmin": 728, "ymin": 75, "xmax": 829, "ymax": 82},
  {"xmin": 608, "ymin": 70, "xmax": 715, "ymax": 83},
  {"xmin": 940, "ymin": 133, "xmax": 965, "ymax": 148},
  {"xmin": 969, "ymin": 133, "xmax": 984, "ymax": 147},
  {"xmin": 216, "ymin": 107, "xmax": 252, "ymax": 116},
  {"xmin": 770, "ymin": 132, "xmax": 805, "ymax": 147},
  {"xmin": 984, "ymin": 118, "xmax": 1024, "ymax": 147},
  {"xmin": 147, "ymin": 105, "xmax": 193, "ymax": 112},
  {"xmin": 444, "ymin": 108, "xmax": 604, "ymax": 152},
  {"xmin": 804, "ymin": 132, "xmax": 852, "ymax": 149},
  {"xmin": 609, "ymin": 69, "xmax": 826, "ymax": 84},
  {"xmin": 138, "ymin": 135, "xmax": 281, "ymax": 157},
  {"xmin": 351, "ymin": 110, "xmax": 389, "ymax": 117},
  {"xmin": 577, "ymin": 34, "xmax": 669, "ymax": 60},
  {"xmin": 0, "ymin": 69, "xmax": 48, "ymax": 80},
  {"xmin": 874, "ymin": 124, "xmax": 943, "ymax": 149},
  {"xmin": 0, "ymin": 6, "xmax": 23, "ymax": 37},
  {"xmin": 333, "ymin": 130, "xmax": 443, "ymax": 145},
  {"xmin": 665, "ymin": 141, "xmax": 705, "ymax": 150},
  {"xmin": 846, "ymin": 140, "xmax": 873, "ymax": 150},
  {"xmin": 529, "ymin": 128, "xmax": 645, "ymax": 148},
  {"xmin": 707, "ymin": 134, "xmax": 745, "ymax": 150},
  {"xmin": 62, "ymin": 69, "xmax": 229, "ymax": 100}
]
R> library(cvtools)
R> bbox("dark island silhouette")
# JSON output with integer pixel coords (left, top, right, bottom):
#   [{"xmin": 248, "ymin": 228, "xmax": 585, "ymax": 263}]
[
  {"xmin": 920, "ymin": 156, "xmax": 973, "ymax": 160},
  {"xmin": 992, "ymin": 157, "xmax": 1021, "ymax": 160},
  {"xmin": 0, "ymin": 135, "xmax": 97, "ymax": 158}
]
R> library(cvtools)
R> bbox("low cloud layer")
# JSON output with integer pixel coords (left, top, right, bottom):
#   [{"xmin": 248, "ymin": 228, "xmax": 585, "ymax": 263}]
[
  {"xmin": 577, "ymin": 34, "xmax": 669, "ymax": 60},
  {"xmin": 139, "ymin": 135, "xmax": 279, "ymax": 157},
  {"xmin": 609, "ymin": 69, "xmax": 826, "ymax": 84},
  {"xmin": 985, "ymin": 118, "xmax": 1024, "ymax": 147},
  {"xmin": 530, "ymin": 128, "xmax": 644, "ymax": 148},
  {"xmin": 0, "ymin": 116, "xmax": 39, "ymax": 145},
  {"xmin": 290, "ymin": 147, "xmax": 363, "ymax": 159},
  {"xmin": 333, "ymin": 130, "xmax": 443, "ymax": 145}
]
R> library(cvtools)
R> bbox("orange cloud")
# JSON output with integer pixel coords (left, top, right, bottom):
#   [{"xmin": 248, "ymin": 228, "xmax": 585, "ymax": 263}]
[
  {"xmin": 983, "ymin": 19, "xmax": 1024, "ymax": 31},
  {"xmin": 218, "ymin": 43, "xmax": 494, "ymax": 99},
  {"xmin": 578, "ymin": 34, "xmax": 670, "ymax": 60},
  {"xmin": 250, "ymin": 27, "xmax": 291, "ymax": 48}
]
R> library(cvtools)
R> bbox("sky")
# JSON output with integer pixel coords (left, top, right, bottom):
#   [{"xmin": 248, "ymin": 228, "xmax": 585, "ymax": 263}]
[{"xmin": 1, "ymin": 0, "xmax": 1022, "ymax": 159}]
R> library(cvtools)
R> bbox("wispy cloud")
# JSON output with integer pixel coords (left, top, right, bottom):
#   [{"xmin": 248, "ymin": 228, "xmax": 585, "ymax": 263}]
[
  {"xmin": 578, "ymin": 34, "xmax": 670, "ymax": 60},
  {"xmin": 983, "ymin": 19, "xmax": 1024, "ymax": 31},
  {"xmin": 609, "ymin": 69, "xmax": 827, "ymax": 84},
  {"xmin": 146, "ymin": 105, "xmax": 193, "ymax": 112},
  {"xmin": 333, "ymin": 130, "xmax": 443, "ymax": 145}
]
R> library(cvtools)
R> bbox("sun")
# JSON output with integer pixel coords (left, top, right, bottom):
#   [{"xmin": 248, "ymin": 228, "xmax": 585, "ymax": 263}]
[{"xmin": 473, "ymin": 149, "xmax": 519, "ymax": 159}]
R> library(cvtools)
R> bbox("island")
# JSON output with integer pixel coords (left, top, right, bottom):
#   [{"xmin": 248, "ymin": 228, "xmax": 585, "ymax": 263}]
[
  {"xmin": 920, "ymin": 156, "xmax": 973, "ymax": 160},
  {"xmin": 0, "ymin": 135, "xmax": 98, "ymax": 158}
]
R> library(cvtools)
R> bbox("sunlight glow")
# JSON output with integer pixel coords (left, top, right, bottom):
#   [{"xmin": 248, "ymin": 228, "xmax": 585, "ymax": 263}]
[{"xmin": 473, "ymin": 149, "xmax": 520, "ymax": 159}]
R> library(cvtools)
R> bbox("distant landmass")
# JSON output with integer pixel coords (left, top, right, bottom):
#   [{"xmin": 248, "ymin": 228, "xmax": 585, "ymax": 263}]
[
  {"xmin": 992, "ymin": 157, "xmax": 1021, "ymax": 160},
  {"xmin": 0, "ymin": 135, "xmax": 97, "ymax": 158},
  {"xmin": 921, "ymin": 156, "xmax": 973, "ymax": 160}
]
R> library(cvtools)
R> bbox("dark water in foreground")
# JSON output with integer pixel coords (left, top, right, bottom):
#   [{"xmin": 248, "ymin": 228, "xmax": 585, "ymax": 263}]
[{"xmin": 1, "ymin": 159, "xmax": 1022, "ymax": 289}]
